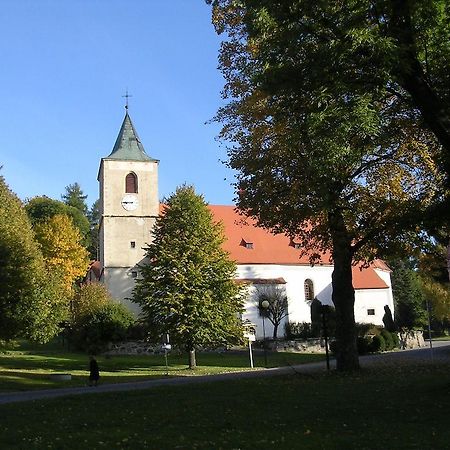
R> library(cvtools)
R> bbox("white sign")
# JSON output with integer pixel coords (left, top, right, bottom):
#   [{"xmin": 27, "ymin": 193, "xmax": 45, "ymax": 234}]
[{"xmin": 244, "ymin": 332, "xmax": 256, "ymax": 342}]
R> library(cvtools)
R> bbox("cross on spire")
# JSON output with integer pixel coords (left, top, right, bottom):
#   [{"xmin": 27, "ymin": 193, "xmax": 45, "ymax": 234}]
[{"xmin": 122, "ymin": 89, "xmax": 133, "ymax": 111}]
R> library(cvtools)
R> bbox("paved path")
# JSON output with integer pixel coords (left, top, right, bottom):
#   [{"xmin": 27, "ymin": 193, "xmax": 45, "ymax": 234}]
[{"xmin": 0, "ymin": 342, "xmax": 448, "ymax": 405}]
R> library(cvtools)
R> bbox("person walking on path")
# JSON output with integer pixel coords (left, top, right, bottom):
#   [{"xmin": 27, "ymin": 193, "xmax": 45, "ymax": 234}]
[{"xmin": 88, "ymin": 355, "xmax": 100, "ymax": 387}]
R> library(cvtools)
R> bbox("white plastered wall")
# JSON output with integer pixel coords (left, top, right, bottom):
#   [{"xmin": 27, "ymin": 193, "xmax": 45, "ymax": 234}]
[
  {"xmin": 354, "ymin": 288, "xmax": 393, "ymax": 325},
  {"xmin": 103, "ymin": 268, "xmax": 141, "ymax": 316},
  {"xmin": 238, "ymin": 263, "xmax": 394, "ymax": 338},
  {"xmin": 237, "ymin": 263, "xmax": 334, "ymax": 339}
]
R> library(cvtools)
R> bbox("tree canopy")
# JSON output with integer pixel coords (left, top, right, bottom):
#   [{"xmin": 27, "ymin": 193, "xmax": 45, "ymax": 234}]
[
  {"xmin": 208, "ymin": 0, "xmax": 448, "ymax": 370},
  {"xmin": 209, "ymin": 0, "xmax": 450, "ymax": 185},
  {"xmin": 62, "ymin": 182, "xmax": 88, "ymax": 215},
  {"xmin": 0, "ymin": 176, "xmax": 68, "ymax": 342},
  {"xmin": 34, "ymin": 214, "xmax": 90, "ymax": 292},
  {"xmin": 389, "ymin": 259, "xmax": 427, "ymax": 329},
  {"xmin": 71, "ymin": 283, "xmax": 134, "ymax": 352},
  {"xmin": 133, "ymin": 185, "xmax": 244, "ymax": 368},
  {"xmin": 87, "ymin": 199, "xmax": 100, "ymax": 260},
  {"xmin": 26, "ymin": 196, "xmax": 91, "ymax": 248}
]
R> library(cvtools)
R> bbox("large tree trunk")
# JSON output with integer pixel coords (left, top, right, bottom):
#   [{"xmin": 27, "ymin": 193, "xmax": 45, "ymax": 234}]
[
  {"xmin": 188, "ymin": 348, "xmax": 197, "ymax": 369},
  {"xmin": 447, "ymin": 240, "xmax": 450, "ymax": 282},
  {"xmin": 329, "ymin": 211, "xmax": 360, "ymax": 371}
]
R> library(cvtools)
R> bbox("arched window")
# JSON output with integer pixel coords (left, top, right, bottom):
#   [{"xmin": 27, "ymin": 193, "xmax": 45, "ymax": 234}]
[
  {"xmin": 304, "ymin": 279, "xmax": 314, "ymax": 303},
  {"xmin": 125, "ymin": 172, "xmax": 138, "ymax": 193}
]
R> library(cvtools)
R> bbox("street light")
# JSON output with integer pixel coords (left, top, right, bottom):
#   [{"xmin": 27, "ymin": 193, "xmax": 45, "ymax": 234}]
[
  {"xmin": 320, "ymin": 305, "xmax": 331, "ymax": 371},
  {"xmin": 261, "ymin": 299, "xmax": 270, "ymax": 368}
]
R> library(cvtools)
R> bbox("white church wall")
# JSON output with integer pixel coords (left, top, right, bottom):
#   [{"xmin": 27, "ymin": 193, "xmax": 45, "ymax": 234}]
[
  {"xmin": 238, "ymin": 263, "xmax": 394, "ymax": 337},
  {"xmin": 354, "ymin": 289, "xmax": 392, "ymax": 326},
  {"xmin": 373, "ymin": 268, "xmax": 394, "ymax": 319},
  {"xmin": 241, "ymin": 284, "xmax": 287, "ymax": 340},
  {"xmin": 104, "ymin": 268, "xmax": 141, "ymax": 316},
  {"xmin": 237, "ymin": 263, "xmax": 335, "ymax": 338}
]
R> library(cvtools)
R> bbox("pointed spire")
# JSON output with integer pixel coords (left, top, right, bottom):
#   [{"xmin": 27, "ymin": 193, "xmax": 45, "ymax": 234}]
[{"xmin": 105, "ymin": 112, "xmax": 156, "ymax": 162}]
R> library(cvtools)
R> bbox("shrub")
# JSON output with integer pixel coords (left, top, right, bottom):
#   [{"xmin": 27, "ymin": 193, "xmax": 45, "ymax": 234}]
[
  {"xmin": 391, "ymin": 332, "xmax": 400, "ymax": 348},
  {"xmin": 380, "ymin": 329, "xmax": 394, "ymax": 350},
  {"xmin": 285, "ymin": 311, "xmax": 336, "ymax": 340},
  {"xmin": 285, "ymin": 322, "xmax": 315, "ymax": 340},
  {"xmin": 127, "ymin": 322, "xmax": 149, "ymax": 341},
  {"xmin": 72, "ymin": 302, "xmax": 134, "ymax": 352},
  {"xmin": 72, "ymin": 283, "xmax": 111, "ymax": 320},
  {"xmin": 355, "ymin": 323, "xmax": 377, "ymax": 337},
  {"xmin": 369, "ymin": 334, "xmax": 386, "ymax": 352},
  {"xmin": 357, "ymin": 336, "xmax": 372, "ymax": 355}
]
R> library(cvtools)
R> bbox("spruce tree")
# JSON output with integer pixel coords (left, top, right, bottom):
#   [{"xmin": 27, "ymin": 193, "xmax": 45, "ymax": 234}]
[{"xmin": 62, "ymin": 182, "xmax": 88, "ymax": 215}]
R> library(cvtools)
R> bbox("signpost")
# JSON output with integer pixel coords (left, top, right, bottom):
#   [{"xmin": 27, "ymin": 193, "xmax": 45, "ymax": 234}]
[
  {"xmin": 243, "ymin": 320, "xmax": 256, "ymax": 368},
  {"xmin": 161, "ymin": 333, "xmax": 171, "ymax": 375}
]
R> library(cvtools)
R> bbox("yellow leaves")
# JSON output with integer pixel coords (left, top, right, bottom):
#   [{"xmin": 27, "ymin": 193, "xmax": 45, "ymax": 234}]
[
  {"xmin": 420, "ymin": 276, "xmax": 450, "ymax": 321},
  {"xmin": 34, "ymin": 214, "xmax": 89, "ymax": 290},
  {"xmin": 365, "ymin": 133, "xmax": 445, "ymax": 207},
  {"xmin": 72, "ymin": 283, "xmax": 111, "ymax": 321}
]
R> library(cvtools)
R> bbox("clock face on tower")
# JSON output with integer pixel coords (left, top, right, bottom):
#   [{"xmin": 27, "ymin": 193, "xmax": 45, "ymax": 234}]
[{"xmin": 121, "ymin": 194, "xmax": 139, "ymax": 211}]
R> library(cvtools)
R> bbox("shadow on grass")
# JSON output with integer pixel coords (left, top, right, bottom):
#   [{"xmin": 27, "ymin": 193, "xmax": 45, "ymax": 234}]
[
  {"xmin": 0, "ymin": 341, "xmax": 326, "ymax": 392},
  {"xmin": 0, "ymin": 368, "xmax": 187, "ymax": 392}
]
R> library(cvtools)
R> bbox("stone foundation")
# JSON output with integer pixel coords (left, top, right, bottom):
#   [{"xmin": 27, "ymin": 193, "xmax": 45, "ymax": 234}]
[
  {"xmin": 104, "ymin": 340, "xmax": 166, "ymax": 355},
  {"xmin": 103, "ymin": 331, "xmax": 426, "ymax": 356},
  {"xmin": 398, "ymin": 330, "xmax": 425, "ymax": 349},
  {"xmin": 265, "ymin": 338, "xmax": 327, "ymax": 353}
]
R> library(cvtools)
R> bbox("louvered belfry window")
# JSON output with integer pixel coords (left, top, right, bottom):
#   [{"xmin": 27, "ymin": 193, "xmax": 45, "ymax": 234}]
[{"xmin": 125, "ymin": 172, "xmax": 138, "ymax": 193}]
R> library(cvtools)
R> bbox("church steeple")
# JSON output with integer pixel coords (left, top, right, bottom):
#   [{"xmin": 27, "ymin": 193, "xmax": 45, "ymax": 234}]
[
  {"xmin": 105, "ymin": 112, "xmax": 156, "ymax": 162},
  {"xmin": 98, "ymin": 109, "xmax": 159, "ymax": 314}
]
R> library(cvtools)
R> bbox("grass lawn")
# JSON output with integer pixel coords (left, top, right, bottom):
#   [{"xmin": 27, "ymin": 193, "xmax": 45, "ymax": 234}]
[
  {"xmin": 0, "ymin": 362, "xmax": 448, "ymax": 449},
  {"xmin": 0, "ymin": 340, "xmax": 324, "ymax": 392}
]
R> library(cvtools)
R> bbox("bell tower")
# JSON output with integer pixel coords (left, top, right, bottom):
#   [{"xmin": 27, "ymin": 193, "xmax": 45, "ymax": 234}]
[{"xmin": 98, "ymin": 111, "xmax": 159, "ymax": 313}]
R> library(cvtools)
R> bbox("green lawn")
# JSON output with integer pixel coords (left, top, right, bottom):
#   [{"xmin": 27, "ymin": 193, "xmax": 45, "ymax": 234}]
[
  {"xmin": 0, "ymin": 341, "xmax": 324, "ymax": 392},
  {"xmin": 0, "ymin": 362, "xmax": 448, "ymax": 449}
]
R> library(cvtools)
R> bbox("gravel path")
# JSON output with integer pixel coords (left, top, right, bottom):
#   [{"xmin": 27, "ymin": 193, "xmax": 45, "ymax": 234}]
[{"xmin": 0, "ymin": 341, "xmax": 448, "ymax": 405}]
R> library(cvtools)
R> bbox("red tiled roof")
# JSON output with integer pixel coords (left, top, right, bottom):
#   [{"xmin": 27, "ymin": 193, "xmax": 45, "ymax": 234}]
[
  {"xmin": 371, "ymin": 259, "xmax": 392, "ymax": 272},
  {"xmin": 89, "ymin": 260, "xmax": 101, "ymax": 279},
  {"xmin": 156, "ymin": 204, "xmax": 389, "ymax": 290},
  {"xmin": 208, "ymin": 205, "xmax": 388, "ymax": 290},
  {"xmin": 352, "ymin": 266, "xmax": 388, "ymax": 289},
  {"xmin": 208, "ymin": 205, "xmax": 330, "ymax": 265}
]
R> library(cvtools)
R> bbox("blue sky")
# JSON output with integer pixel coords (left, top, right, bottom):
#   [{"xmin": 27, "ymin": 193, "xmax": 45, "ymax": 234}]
[{"xmin": 0, "ymin": 0, "xmax": 235, "ymax": 208}]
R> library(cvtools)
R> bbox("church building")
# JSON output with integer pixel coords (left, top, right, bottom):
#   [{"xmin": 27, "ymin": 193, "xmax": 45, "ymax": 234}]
[{"xmin": 92, "ymin": 111, "xmax": 394, "ymax": 338}]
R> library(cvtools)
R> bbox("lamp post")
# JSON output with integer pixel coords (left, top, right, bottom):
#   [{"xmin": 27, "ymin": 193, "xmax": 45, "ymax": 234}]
[
  {"xmin": 261, "ymin": 300, "xmax": 270, "ymax": 368},
  {"xmin": 162, "ymin": 333, "xmax": 171, "ymax": 376},
  {"xmin": 321, "ymin": 305, "xmax": 330, "ymax": 371},
  {"xmin": 426, "ymin": 299, "xmax": 434, "ymax": 363}
]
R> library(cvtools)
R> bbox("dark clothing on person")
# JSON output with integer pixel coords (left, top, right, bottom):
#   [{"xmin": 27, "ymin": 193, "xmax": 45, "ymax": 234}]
[{"xmin": 89, "ymin": 357, "xmax": 100, "ymax": 386}]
